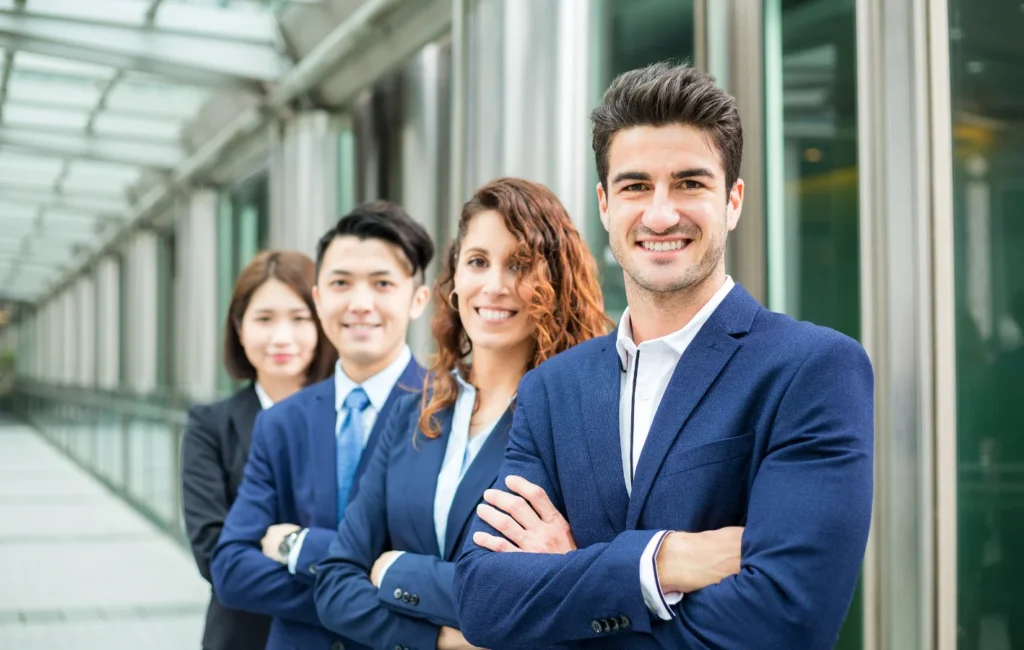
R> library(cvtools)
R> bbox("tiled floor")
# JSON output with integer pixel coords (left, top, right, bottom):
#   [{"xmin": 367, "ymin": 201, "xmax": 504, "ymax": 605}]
[{"xmin": 0, "ymin": 416, "xmax": 209, "ymax": 650}]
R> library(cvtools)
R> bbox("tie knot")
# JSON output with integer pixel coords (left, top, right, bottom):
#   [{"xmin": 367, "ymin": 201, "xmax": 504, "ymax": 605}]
[{"xmin": 344, "ymin": 387, "xmax": 370, "ymax": 412}]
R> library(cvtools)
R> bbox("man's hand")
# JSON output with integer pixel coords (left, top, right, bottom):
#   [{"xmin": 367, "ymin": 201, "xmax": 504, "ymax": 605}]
[
  {"xmin": 370, "ymin": 550, "xmax": 403, "ymax": 587},
  {"xmin": 437, "ymin": 625, "xmax": 485, "ymax": 650},
  {"xmin": 472, "ymin": 475, "xmax": 576, "ymax": 554},
  {"xmin": 657, "ymin": 527, "xmax": 744, "ymax": 593},
  {"xmin": 261, "ymin": 523, "xmax": 300, "ymax": 562}
]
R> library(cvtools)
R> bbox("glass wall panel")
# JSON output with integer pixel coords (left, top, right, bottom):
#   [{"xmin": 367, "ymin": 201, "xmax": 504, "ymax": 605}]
[
  {"xmin": 765, "ymin": 1, "xmax": 861, "ymax": 648},
  {"xmin": 588, "ymin": 0, "xmax": 695, "ymax": 321},
  {"xmin": 950, "ymin": 1, "xmax": 1024, "ymax": 647}
]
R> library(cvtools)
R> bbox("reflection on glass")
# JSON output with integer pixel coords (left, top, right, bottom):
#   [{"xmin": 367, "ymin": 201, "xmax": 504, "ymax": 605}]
[
  {"xmin": 589, "ymin": 0, "xmax": 695, "ymax": 321},
  {"xmin": 765, "ymin": 0, "xmax": 861, "ymax": 648},
  {"xmin": 950, "ymin": 1, "xmax": 1024, "ymax": 648}
]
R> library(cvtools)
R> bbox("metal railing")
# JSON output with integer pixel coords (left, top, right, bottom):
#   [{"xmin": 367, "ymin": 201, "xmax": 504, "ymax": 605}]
[{"xmin": 8, "ymin": 379, "xmax": 194, "ymax": 546}]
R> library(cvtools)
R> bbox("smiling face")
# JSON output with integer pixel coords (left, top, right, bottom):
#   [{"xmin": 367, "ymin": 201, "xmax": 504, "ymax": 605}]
[
  {"xmin": 312, "ymin": 235, "xmax": 430, "ymax": 380},
  {"xmin": 238, "ymin": 278, "xmax": 318, "ymax": 384},
  {"xmin": 597, "ymin": 123, "xmax": 744, "ymax": 298},
  {"xmin": 453, "ymin": 210, "xmax": 535, "ymax": 356}
]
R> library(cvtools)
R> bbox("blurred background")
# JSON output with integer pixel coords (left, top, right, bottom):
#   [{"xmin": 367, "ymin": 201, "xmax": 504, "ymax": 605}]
[{"xmin": 0, "ymin": 0, "xmax": 1020, "ymax": 648}]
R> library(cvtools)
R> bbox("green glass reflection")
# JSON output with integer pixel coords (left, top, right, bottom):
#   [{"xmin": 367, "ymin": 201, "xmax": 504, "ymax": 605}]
[
  {"xmin": 950, "ymin": 1, "xmax": 1024, "ymax": 648},
  {"xmin": 766, "ymin": 1, "xmax": 861, "ymax": 648},
  {"xmin": 589, "ymin": 0, "xmax": 695, "ymax": 321}
]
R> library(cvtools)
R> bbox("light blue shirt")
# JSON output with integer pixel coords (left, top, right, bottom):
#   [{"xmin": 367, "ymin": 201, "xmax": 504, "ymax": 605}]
[
  {"xmin": 286, "ymin": 345, "xmax": 413, "ymax": 573},
  {"xmin": 433, "ymin": 372, "xmax": 501, "ymax": 554}
]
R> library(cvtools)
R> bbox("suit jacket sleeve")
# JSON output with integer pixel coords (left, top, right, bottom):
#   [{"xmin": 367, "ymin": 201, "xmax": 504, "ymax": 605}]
[
  {"xmin": 315, "ymin": 395, "xmax": 443, "ymax": 649},
  {"xmin": 181, "ymin": 404, "xmax": 228, "ymax": 583},
  {"xmin": 210, "ymin": 410, "xmax": 320, "ymax": 626},
  {"xmin": 667, "ymin": 334, "xmax": 875, "ymax": 650},
  {"xmin": 453, "ymin": 370, "xmax": 663, "ymax": 648}
]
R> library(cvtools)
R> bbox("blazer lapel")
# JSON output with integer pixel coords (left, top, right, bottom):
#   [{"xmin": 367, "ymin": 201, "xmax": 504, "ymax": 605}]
[
  {"xmin": 580, "ymin": 334, "xmax": 630, "ymax": 531},
  {"xmin": 405, "ymin": 409, "xmax": 452, "ymax": 559},
  {"xmin": 307, "ymin": 379, "xmax": 343, "ymax": 526},
  {"xmin": 443, "ymin": 406, "xmax": 514, "ymax": 561},
  {"xmin": 228, "ymin": 385, "xmax": 261, "ymax": 454},
  {"xmin": 625, "ymin": 285, "xmax": 760, "ymax": 528},
  {"xmin": 354, "ymin": 358, "xmax": 426, "ymax": 484}
]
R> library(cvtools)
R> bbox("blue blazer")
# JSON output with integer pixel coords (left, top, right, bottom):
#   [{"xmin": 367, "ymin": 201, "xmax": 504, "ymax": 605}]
[
  {"xmin": 315, "ymin": 391, "xmax": 513, "ymax": 650},
  {"xmin": 453, "ymin": 285, "xmax": 875, "ymax": 650},
  {"xmin": 211, "ymin": 359, "xmax": 425, "ymax": 650}
]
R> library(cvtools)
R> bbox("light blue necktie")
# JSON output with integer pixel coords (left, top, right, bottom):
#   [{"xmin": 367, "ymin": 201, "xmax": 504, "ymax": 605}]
[{"xmin": 336, "ymin": 387, "xmax": 370, "ymax": 521}]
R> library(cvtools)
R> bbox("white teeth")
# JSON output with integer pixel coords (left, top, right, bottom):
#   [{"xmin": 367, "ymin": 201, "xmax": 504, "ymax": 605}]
[
  {"xmin": 642, "ymin": 240, "xmax": 686, "ymax": 252},
  {"xmin": 346, "ymin": 324, "xmax": 377, "ymax": 330},
  {"xmin": 478, "ymin": 309, "xmax": 513, "ymax": 321}
]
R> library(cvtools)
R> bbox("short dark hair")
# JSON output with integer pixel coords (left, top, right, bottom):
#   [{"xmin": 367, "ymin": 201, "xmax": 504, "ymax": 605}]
[
  {"xmin": 315, "ymin": 200, "xmax": 435, "ymax": 282},
  {"xmin": 590, "ymin": 61, "xmax": 743, "ymax": 194},
  {"xmin": 223, "ymin": 250, "xmax": 337, "ymax": 385}
]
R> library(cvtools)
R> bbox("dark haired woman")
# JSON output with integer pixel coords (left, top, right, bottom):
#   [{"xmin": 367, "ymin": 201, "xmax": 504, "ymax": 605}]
[
  {"xmin": 181, "ymin": 250, "xmax": 336, "ymax": 650},
  {"xmin": 314, "ymin": 178, "xmax": 610, "ymax": 649}
]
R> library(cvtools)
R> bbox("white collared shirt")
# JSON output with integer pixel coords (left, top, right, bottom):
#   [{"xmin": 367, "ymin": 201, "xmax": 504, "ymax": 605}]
[
  {"xmin": 254, "ymin": 382, "xmax": 273, "ymax": 410},
  {"xmin": 616, "ymin": 276, "xmax": 736, "ymax": 620},
  {"xmin": 286, "ymin": 345, "xmax": 414, "ymax": 573}
]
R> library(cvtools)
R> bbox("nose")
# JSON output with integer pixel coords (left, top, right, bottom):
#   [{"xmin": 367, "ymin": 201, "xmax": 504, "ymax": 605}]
[
  {"xmin": 269, "ymin": 319, "xmax": 295, "ymax": 344},
  {"xmin": 347, "ymin": 283, "xmax": 374, "ymax": 313},
  {"xmin": 641, "ymin": 186, "xmax": 682, "ymax": 233},
  {"xmin": 481, "ymin": 266, "xmax": 512, "ymax": 298}
]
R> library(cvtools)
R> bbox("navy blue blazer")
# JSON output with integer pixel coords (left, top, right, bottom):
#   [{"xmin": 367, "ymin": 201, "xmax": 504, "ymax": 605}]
[
  {"xmin": 315, "ymin": 391, "xmax": 513, "ymax": 650},
  {"xmin": 211, "ymin": 359, "xmax": 424, "ymax": 650},
  {"xmin": 453, "ymin": 285, "xmax": 875, "ymax": 650}
]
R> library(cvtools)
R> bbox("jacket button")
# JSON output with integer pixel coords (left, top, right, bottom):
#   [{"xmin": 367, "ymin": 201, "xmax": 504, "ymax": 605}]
[
  {"xmin": 330, "ymin": 642, "xmax": 345, "ymax": 650},
  {"xmin": 619, "ymin": 615, "xmax": 631, "ymax": 628},
  {"xmin": 601, "ymin": 619, "xmax": 611, "ymax": 632},
  {"xmin": 309, "ymin": 564, "xmax": 318, "ymax": 575},
  {"xmin": 401, "ymin": 592, "xmax": 411, "ymax": 603},
  {"xmin": 409, "ymin": 594, "xmax": 419, "ymax": 606},
  {"xmin": 610, "ymin": 617, "xmax": 620, "ymax": 631},
  {"xmin": 393, "ymin": 588, "xmax": 403, "ymax": 600},
  {"xmin": 590, "ymin": 620, "xmax": 602, "ymax": 633}
]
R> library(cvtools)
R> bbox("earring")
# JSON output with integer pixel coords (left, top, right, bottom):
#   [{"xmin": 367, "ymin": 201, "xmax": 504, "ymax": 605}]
[{"xmin": 448, "ymin": 290, "xmax": 458, "ymax": 310}]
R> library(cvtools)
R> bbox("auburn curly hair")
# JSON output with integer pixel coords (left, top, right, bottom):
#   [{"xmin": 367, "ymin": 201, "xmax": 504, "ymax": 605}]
[{"xmin": 418, "ymin": 177, "xmax": 611, "ymax": 438}]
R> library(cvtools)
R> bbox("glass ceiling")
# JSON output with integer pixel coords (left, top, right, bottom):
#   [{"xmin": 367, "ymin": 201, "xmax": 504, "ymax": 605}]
[{"xmin": 0, "ymin": 0, "xmax": 297, "ymax": 303}]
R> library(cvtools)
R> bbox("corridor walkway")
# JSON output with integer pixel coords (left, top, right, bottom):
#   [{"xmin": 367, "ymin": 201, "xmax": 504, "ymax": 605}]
[{"xmin": 0, "ymin": 415, "xmax": 209, "ymax": 650}]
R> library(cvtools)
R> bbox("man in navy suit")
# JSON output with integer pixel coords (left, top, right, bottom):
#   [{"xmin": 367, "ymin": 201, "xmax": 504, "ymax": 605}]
[
  {"xmin": 453, "ymin": 62, "xmax": 874, "ymax": 649},
  {"xmin": 211, "ymin": 201, "xmax": 433, "ymax": 650}
]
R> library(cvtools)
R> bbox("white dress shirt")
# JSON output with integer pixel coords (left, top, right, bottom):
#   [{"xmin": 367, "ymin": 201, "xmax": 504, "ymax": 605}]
[
  {"xmin": 287, "ymin": 345, "xmax": 414, "ymax": 573},
  {"xmin": 378, "ymin": 372, "xmax": 504, "ymax": 582},
  {"xmin": 253, "ymin": 382, "xmax": 273, "ymax": 410},
  {"xmin": 615, "ymin": 276, "xmax": 736, "ymax": 620}
]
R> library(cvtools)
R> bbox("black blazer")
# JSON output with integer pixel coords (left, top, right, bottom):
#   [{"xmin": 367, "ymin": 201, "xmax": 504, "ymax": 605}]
[{"xmin": 181, "ymin": 385, "xmax": 272, "ymax": 650}]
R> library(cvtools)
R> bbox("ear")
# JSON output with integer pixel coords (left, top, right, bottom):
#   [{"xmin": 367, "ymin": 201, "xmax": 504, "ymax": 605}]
[
  {"xmin": 726, "ymin": 178, "xmax": 744, "ymax": 232},
  {"xmin": 409, "ymin": 284, "xmax": 431, "ymax": 320},
  {"xmin": 597, "ymin": 182, "xmax": 611, "ymax": 233}
]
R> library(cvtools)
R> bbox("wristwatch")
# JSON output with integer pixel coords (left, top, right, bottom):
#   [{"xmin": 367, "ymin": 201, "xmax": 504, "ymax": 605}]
[{"xmin": 278, "ymin": 529, "xmax": 302, "ymax": 564}]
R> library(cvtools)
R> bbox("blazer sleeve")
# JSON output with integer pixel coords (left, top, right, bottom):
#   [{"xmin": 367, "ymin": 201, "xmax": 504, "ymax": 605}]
[
  {"xmin": 180, "ymin": 403, "xmax": 228, "ymax": 583},
  {"xmin": 666, "ymin": 334, "xmax": 875, "ymax": 650},
  {"xmin": 315, "ymin": 395, "xmax": 443, "ymax": 650},
  {"xmin": 453, "ymin": 369, "xmax": 662, "ymax": 648},
  {"xmin": 210, "ymin": 410, "xmax": 320, "ymax": 626}
]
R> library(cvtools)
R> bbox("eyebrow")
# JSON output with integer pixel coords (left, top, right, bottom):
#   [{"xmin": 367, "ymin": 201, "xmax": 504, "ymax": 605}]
[
  {"xmin": 327, "ymin": 269, "xmax": 395, "ymax": 277},
  {"xmin": 463, "ymin": 247, "xmax": 489, "ymax": 257},
  {"xmin": 251, "ymin": 307, "xmax": 310, "ymax": 314},
  {"xmin": 611, "ymin": 168, "xmax": 718, "ymax": 185}
]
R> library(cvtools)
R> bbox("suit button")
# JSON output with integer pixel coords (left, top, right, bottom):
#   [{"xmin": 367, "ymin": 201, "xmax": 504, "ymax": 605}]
[
  {"xmin": 394, "ymin": 646, "xmax": 402, "ymax": 650},
  {"xmin": 610, "ymin": 617, "xmax": 620, "ymax": 631},
  {"xmin": 309, "ymin": 564, "xmax": 318, "ymax": 575},
  {"xmin": 331, "ymin": 642, "xmax": 345, "ymax": 650},
  {"xmin": 401, "ymin": 591, "xmax": 411, "ymax": 603},
  {"xmin": 619, "ymin": 615, "xmax": 631, "ymax": 628},
  {"xmin": 601, "ymin": 619, "xmax": 611, "ymax": 632},
  {"xmin": 590, "ymin": 620, "xmax": 602, "ymax": 633},
  {"xmin": 409, "ymin": 594, "xmax": 419, "ymax": 606},
  {"xmin": 393, "ymin": 588, "xmax": 403, "ymax": 600}
]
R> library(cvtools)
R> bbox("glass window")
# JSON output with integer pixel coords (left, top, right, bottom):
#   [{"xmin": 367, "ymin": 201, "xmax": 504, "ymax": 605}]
[
  {"xmin": 949, "ymin": 1, "xmax": 1024, "ymax": 647},
  {"xmin": 765, "ymin": 1, "xmax": 861, "ymax": 648},
  {"xmin": 588, "ymin": 0, "xmax": 696, "ymax": 321}
]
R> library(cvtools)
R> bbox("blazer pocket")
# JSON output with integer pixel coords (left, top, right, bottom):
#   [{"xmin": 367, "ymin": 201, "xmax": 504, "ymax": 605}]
[{"xmin": 659, "ymin": 433, "xmax": 755, "ymax": 478}]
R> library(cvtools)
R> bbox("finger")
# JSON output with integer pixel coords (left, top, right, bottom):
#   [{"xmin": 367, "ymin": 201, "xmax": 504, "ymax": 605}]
[
  {"xmin": 476, "ymin": 503, "xmax": 527, "ymax": 545},
  {"xmin": 484, "ymin": 488, "xmax": 542, "ymax": 529},
  {"xmin": 505, "ymin": 476, "xmax": 564, "ymax": 524},
  {"xmin": 473, "ymin": 531, "xmax": 522, "ymax": 553}
]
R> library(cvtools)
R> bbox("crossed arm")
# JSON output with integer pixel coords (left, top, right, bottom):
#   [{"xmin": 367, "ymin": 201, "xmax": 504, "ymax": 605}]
[{"xmin": 454, "ymin": 337, "xmax": 874, "ymax": 649}]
